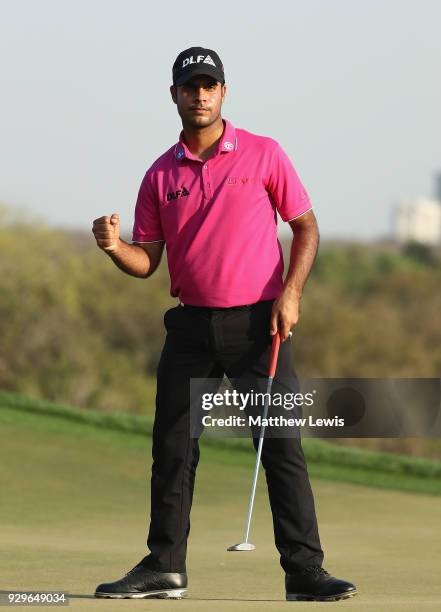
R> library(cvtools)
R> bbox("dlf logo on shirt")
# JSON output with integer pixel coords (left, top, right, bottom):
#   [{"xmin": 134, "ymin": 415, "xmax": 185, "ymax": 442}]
[
  {"xmin": 167, "ymin": 187, "xmax": 190, "ymax": 202},
  {"xmin": 182, "ymin": 55, "xmax": 216, "ymax": 68}
]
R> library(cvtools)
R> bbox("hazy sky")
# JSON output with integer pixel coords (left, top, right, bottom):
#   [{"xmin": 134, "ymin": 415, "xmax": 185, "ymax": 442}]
[{"xmin": 1, "ymin": 0, "xmax": 440, "ymax": 240}]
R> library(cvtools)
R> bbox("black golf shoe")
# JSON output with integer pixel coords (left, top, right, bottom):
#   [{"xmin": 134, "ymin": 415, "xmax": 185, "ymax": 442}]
[
  {"xmin": 285, "ymin": 565, "xmax": 357, "ymax": 602},
  {"xmin": 94, "ymin": 556, "xmax": 187, "ymax": 599}
]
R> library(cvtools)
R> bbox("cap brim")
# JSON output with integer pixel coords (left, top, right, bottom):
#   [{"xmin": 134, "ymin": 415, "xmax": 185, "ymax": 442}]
[{"xmin": 175, "ymin": 64, "xmax": 224, "ymax": 86}]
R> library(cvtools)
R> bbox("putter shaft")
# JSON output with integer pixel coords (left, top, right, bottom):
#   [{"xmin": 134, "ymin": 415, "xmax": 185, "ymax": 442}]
[
  {"xmin": 229, "ymin": 332, "xmax": 283, "ymax": 550},
  {"xmin": 243, "ymin": 374, "xmax": 274, "ymax": 544}
]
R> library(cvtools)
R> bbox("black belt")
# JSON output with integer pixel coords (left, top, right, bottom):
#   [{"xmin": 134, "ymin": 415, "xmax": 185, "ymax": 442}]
[{"xmin": 179, "ymin": 299, "xmax": 274, "ymax": 312}]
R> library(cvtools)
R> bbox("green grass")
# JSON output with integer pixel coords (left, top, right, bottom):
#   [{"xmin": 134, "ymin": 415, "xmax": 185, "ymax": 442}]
[
  {"xmin": 1, "ymin": 390, "xmax": 441, "ymax": 495},
  {"xmin": 1, "ymin": 391, "xmax": 441, "ymax": 610}
]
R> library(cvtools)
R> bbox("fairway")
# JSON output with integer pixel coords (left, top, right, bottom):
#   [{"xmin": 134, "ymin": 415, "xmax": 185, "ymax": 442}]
[{"xmin": 0, "ymin": 405, "xmax": 440, "ymax": 611}]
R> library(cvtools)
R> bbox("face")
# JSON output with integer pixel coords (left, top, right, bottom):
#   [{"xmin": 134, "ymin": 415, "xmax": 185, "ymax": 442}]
[{"xmin": 170, "ymin": 75, "xmax": 227, "ymax": 129}]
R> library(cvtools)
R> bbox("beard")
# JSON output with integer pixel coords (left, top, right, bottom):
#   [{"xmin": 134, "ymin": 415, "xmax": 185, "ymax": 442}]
[{"xmin": 179, "ymin": 107, "xmax": 221, "ymax": 130}]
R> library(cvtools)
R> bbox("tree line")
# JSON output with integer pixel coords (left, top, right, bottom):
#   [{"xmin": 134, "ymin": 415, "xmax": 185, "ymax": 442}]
[{"xmin": 1, "ymin": 207, "xmax": 440, "ymax": 431}]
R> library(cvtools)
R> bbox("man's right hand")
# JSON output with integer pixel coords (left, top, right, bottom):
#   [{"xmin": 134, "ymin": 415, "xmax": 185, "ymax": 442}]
[{"xmin": 92, "ymin": 213, "xmax": 120, "ymax": 253}]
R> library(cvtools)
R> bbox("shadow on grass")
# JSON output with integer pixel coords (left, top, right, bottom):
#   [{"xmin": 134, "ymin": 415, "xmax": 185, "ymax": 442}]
[{"xmin": 70, "ymin": 592, "xmax": 280, "ymax": 602}]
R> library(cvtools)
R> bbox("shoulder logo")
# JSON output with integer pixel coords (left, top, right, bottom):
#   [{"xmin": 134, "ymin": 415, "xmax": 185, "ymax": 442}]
[
  {"xmin": 166, "ymin": 187, "xmax": 190, "ymax": 202},
  {"xmin": 223, "ymin": 141, "xmax": 234, "ymax": 150}
]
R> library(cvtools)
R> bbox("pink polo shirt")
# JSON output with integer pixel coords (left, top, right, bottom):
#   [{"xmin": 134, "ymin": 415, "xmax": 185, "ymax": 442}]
[{"xmin": 132, "ymin": 119, "xmax": 312, "ymax": 307}]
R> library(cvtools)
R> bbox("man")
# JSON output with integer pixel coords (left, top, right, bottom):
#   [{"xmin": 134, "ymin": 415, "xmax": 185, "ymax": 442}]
[{"xmin": 92, "ymin": 47, "xmax": 357, "ymax": 602}]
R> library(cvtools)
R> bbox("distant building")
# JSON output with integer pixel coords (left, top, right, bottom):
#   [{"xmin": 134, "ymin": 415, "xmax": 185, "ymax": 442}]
[
  {"xmin": 436, "ymin": 171, "xmax": 441, "ymax": 203},
  {"xmin": 393, "ymin": 198, "xmax": 441, "ymax": 246}
]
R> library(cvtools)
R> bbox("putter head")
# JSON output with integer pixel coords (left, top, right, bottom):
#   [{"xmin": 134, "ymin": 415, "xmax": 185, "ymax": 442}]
[{"xmin": 227, "ymin": 542, "xmax": 255, "ymax": 552}]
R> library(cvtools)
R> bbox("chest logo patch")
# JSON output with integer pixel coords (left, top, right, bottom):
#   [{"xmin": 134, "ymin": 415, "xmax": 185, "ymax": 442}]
[
  {"xmin": 225, "ymin": 177, "xmax": 258, "ymax": 186},
  {"xmin": 166, "ymin": 187, "xmax": 190, "ymax": 202}
]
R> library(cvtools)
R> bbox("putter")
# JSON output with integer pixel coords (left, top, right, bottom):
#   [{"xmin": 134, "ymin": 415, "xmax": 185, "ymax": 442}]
[{"xmin": 228, "ymin": 329, "xmax": 291, "ymax": 552}]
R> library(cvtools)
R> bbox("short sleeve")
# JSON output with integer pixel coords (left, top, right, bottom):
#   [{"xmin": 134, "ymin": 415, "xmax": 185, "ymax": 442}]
[
  {"xmin": 266, "ymin": 143, "xmax": 313, "ymax": 222},
  {"xmin": 131, "ymin": 171, "xmax": 164, "ymax": 243}
]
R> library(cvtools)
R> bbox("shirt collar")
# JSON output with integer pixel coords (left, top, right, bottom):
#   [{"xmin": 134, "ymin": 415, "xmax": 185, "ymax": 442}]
[{"xmin": 174, "ymin": 118, "xmax": 237, "ymax": 162}]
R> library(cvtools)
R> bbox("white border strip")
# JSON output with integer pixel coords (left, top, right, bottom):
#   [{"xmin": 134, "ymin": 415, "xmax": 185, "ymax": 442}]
[
  {"xmin": 132, "ymin": 239, "xmax": 165, "ymax": 243},
  {"xmin": 286, "ymin": 207, "xmax": 313, "ymax": 222}
]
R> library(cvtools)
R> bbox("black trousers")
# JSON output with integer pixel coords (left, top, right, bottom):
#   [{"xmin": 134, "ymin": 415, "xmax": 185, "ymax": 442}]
[{"xmin": 143, "ymin": 299, "xmax": 324, "ymax": 574}]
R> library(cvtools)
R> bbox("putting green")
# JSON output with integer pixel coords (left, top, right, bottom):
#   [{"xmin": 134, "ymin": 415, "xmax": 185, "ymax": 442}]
[{"xmin": 0, "ymin": 407, "xmax": 440, "ymax": 611}]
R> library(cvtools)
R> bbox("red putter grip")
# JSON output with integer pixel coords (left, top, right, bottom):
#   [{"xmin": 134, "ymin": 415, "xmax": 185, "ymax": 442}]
[{"xmin": 268, "ymin": 332, "xmax": 281, "ymax": 378}]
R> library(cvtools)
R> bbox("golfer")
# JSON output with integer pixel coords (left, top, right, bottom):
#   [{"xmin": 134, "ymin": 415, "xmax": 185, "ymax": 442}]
[{"xmin": 92, "ymin": 47, "xmax": 357, "ymax": 602}]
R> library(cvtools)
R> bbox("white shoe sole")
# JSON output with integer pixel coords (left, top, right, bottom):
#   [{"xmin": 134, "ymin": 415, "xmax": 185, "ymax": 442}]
[
  {"xmin": 287, "ymin": 590, "xmax": 357, "ymax": 601},
  {"xmin": 95, "ymin": 589, "xmax": 187, "ymax": 599}
]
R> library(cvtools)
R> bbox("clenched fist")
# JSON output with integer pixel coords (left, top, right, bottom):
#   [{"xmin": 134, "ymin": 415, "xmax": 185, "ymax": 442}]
[{"xmin": 92, "ymin": 213, "xmax": 120, "ymax": 253}]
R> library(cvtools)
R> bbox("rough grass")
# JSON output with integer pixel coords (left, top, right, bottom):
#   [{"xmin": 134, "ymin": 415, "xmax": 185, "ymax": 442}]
[{"xmin": 1, "ymin": 390, "xmax": 441, "ymax": 495}]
